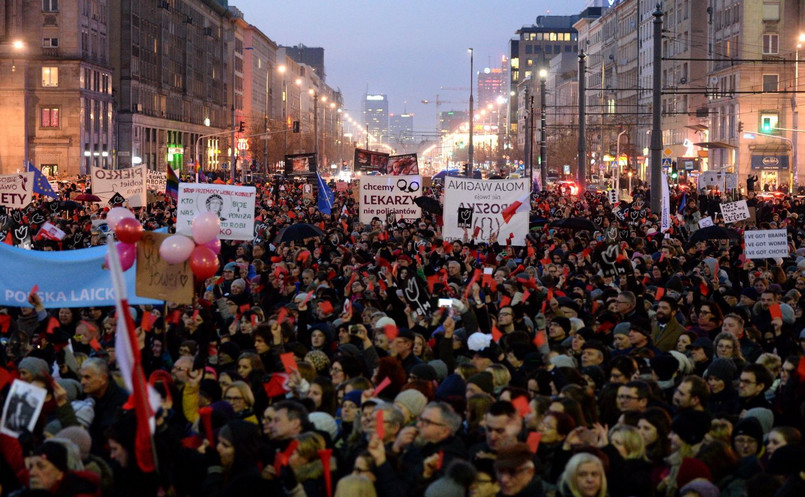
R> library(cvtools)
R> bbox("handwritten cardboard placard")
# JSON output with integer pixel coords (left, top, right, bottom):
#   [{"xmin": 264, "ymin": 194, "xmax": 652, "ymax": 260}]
[{"xmin": 135, "ymin": 232, "xmax": 194, "ymax": 304}]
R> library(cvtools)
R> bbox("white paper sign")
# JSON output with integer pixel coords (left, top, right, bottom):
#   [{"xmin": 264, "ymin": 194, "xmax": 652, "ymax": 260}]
[
  {"xmin": 698, "ymin": 216, "xmax": 714, "ymax": 228},
  {"xmin": 0, "ymin": 380, "xmax": 47, "ymax": 437},
  {"xmin": 744, "ymin": 229, "xmax": 789, "ymax": 259},
  {"xmin": 0, "ymin": 173, "xmax": 34, "ymax": 209},
  {"xmin": 146, "ymin": 169, "xmax": 167, "ymax": 193},
  {"xmin": 176, "ymin": 183, "xmax": 256, "ymax": 241},
  {"xmin": 721, "ymin": 200, "xmax": 750, "ymax": 224},
  {"xmin": 358, "ymin": 175, "xmax": 422, "ymax": 224},
  {"xmin": 91, "ymin": 165, "xmax": 147, "ymax": 207},
  {"xmin": 443, "ymin": 177, "xmax": 530, "ymax": 245}
]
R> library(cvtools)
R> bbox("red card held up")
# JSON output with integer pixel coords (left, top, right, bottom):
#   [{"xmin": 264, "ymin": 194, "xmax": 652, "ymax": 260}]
[
  {"xmin": 512, "ymin": 396, "xmax": 530, "ymax": 418},
  {"xmin": 491, "ymin": 326, "xmax": 503, "ymax": 343},
  {"xmin": 526, "ymin": 431, "xmax": 542, "ymax": 454},
  {"xmin": 436, "ymin": 450, "xmax": 444, "ymax": 470},
  {"xmin": 30, "ymin": 285, "xmax": 39, "ymax": 295},
  {"xmin": 769, "ymin": 303, "xmax": 782, "ymax": 321},
  {"xmin": 384, "ymin": 324, "xmax": 399, "ymax": 341},
  {"xmin": 373, "ymin": 376, "xmax": 391, "ymax": 397},
  {"xmin": 89, "ymin": 337, "xmax": 102, "ymax": 351},
  {"xmin": 280, "ymin": 352, "xmax": 298, "ymax": 373},
  {"xmin": 375, "ymin": 409, "xmax": 385, "ymax": 440},
  {"xmin": 798, "ymin": 357, "xmax": 805, "ymax": 380}
]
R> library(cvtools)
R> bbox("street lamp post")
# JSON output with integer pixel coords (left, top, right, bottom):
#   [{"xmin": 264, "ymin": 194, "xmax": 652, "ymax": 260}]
[
  {"xmin": 539, "ymin": 69, "xmax": 548, "ymax": 191},
  {"xmin": 616, "ymin": 129, "xmax": 627, "ymax": 193},
  {"xmin": 794, "ymin": 33, "xmax": 805, "ymax": 187},
  {"xmin": 468, "ymin": 48, "xmax": 474, "ymax": 177},
  {"xmin": 13, "ymin": 40, "xmax": 28, "ymax": 168},
  {"xmin": 279, "ymin": 65, "xmax": 288, "ymax": 162},
  {"xmin": 309, "ymin": 89, "xmax": 319, "ymax": 170}
]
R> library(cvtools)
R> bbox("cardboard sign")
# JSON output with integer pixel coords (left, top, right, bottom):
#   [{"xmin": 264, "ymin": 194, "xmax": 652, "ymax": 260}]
[
  {"xmin": 720, "ymin": 200, "xmax": 750, "ymax": 224},
  {"xmin": 744, "ymin": 229, "xmax": 789, "ymax": 259},
  {"xmin": 176, "ymin": 183, "xmax": 256, "ymax": 241},
  {"xmin": 146, "ymin": 169, "xmax": 167, "ymax": 193},
  {"xmin": 359, "ymin": 175, "xmax": 422, "ymax": 224},
  {"xmin": 457, "ymin": 207, "xmax": 474, "ymax": 229},
  {"xmin": 91, "ymin": 165, "xmax": 147, "ymax": 207},
  {"xmin": 135, "ymin": 232, "xmax": 194, "ymax": 304},
  {"xmin": 1, "ymin": 380, "xmax": 47, "ymax": 437},
  {"xmin": 698, "ymin": 216, "xmax": 714, "ymax": 228},
  {"xmin": 443, "ymin": 177, "xmax": 530, "ymax": 245},
  {"xmin": 0, "ymin": 173, "xmax": 34, "ymax": 209}
]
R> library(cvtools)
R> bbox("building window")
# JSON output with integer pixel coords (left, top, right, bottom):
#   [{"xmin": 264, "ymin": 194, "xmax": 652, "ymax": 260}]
[
  {"xmin": 41, "ymin": 107, "xmax": 59, "ymax": 127},
  {"xmin": 763, "ymin": 74, "xmax": 779, "ymax": 92},
  {"xmin": 42, "ymin": 0, "xmax": 58, "ymax": 11},
  {"xmin": 43, "ymin": 37, "xmax": 59, "ymax": 48},
  {"xmin": 41, "ymin": 67, "xmax": 58, "ymax": 87},
  {"xmin": 762, "ymin": 34, "xmax": 779, "ymax": 55}
]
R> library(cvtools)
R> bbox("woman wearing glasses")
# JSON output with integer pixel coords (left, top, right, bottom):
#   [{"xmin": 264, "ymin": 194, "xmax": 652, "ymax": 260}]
[{"xmin": 222, "ymin": 381, "xmax": 258, "ymax": 424}]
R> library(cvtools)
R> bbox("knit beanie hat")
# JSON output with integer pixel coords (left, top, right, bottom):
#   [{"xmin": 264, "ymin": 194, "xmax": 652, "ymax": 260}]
[
  {"xmin": 56, "ymin": 426, "xmax": 92, "ymax": 461},
  {"xmin": 343, "ymin": 389, "xmax": 364, "ymax": 407},
  {"xmin": 613, "ymin": 322, "xmax": 631, "ymax": 336},
  {"xmin": 552, "ymin": 317, "xmax": 572, "ymax": 334},
  {"xmin": 33, "ymin": 440, "xmax": 69, "ymax": 472},
  {"xmin": 704, "ymin": 358, "xmax": 737, "ymax": 383},
  {"xmin": 677, "ymin": 457, "xmax": 712, "ymax": 488},
  {"xmin": 410, "ymin": 363, "xmax": 438, "ymax": 382},
  {"xmin": 679, "ymin": 480, "xmax": 720, "ymax": 497},
  {"xmin": 19, "ymin": 356, "xmax": 49, "ymax": 377},
  {"xmin": 671, "ymin": 410, "xmax": 711, "ymax": 445},
  {"xmin": 436, "ymin": 374, "xmax": 466, "ymax": 400},
  {"xmin": 424, "ymin": 460, "xmax": 477, "ymax": 497},
  {"xmin": 732, "ymin": 417, "xmax": 764, "ymax": 447},
  {"xmin": 309, "ymin": 412, "xmax": 338, "ymax": 440},
  {"xmin": 467, "ymin": 372, "xmax": 495, "ymax": 395},
  {"xmin": 744, "ymin": 408, "xmax": 774, "ymax": 435},
  {"xmin": 56, "ymin": 379, "xmax": 82, "ymax": 402},
  {"xmin": 428, "ymin": 360, "xmax": 448, "ymax": 381},
  {"xmin": 394, "ymin": 389, "xmax": 428, "ymax": 419},
  {"xmin": 72, "ymin": 399, "xmax": 95, "ymax": 429}
]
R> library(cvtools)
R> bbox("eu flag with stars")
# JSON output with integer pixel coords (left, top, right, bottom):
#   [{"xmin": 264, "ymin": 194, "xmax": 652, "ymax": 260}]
[
  {"xmin": 316, "ymin": 174, "xmax": 334, "ymax": 215},
  {"xmin": 27, "ymin": 162, "xmax": 57, "ymax": 198}
]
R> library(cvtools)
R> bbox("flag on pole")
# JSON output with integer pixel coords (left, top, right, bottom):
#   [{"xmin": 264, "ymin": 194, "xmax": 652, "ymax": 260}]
[
  {"xmin": 26, "ymin": 162, "xmax": 57, "ymax": 198},
  {"xmin": 661, "ymin": 170, "xmax": 671, "ymax": 232},
  {"xmin": 316, "ymin": 173, "xmax": 334, "ymax": 215},
  {"xmin": 677, "ymin": 192, "xmax": 687, "ymax": 214},
  {"xmin": 107, "ymin": 234, "xmax": 161, "ymax": 473},
  {"xmin": 165, "ymin": 165, "xmax": 179, "ymax": 200},
  {"xmin": 501, "ymin": 191, "xmax": 530, "ymax": 224}
]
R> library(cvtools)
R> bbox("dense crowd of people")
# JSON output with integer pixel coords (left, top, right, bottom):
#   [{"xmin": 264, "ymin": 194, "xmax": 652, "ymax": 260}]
[{"xmin": 2, "ymin": 171, "xmax": 805, "ymax": 497}]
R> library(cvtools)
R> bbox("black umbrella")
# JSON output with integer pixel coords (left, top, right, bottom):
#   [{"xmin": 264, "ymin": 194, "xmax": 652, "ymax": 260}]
[
  {"xmin": 414, "ymin": 196, "xmax": 442, "ymax": 214},
  {"xmin": 274, "ymin": 223, "xmax": 325, "ymax": 243},
  {"xmin": 550, "ymin": 217, "xmax": 597, "ymax": 232},
  {"xmin": 687, "ymin": 225, "xmax": 741, "ymax": 245},
  {"xmin": 59, "ymin": 200, "xmax": 82, "ymax": 211},
  {"xmin": 530, "ymin": 215, "xmax": 550, "ymax": 225}
]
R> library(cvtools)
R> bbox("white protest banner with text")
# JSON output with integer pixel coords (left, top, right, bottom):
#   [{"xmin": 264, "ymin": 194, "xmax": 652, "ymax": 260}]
[
  {"xmin": 358, "ymin": 175, "xmax": 422, "ymax": 224},
  {"xmin": 443, "ymin": 177, "xmax": 530, "ymax": 245},
  {"xmin": 146, "ymin": 169, "xmax": 167, "ymax": 193},
  {"xmin": 698, "ymin": 216, "xmax": 714, "ymax": 228},
  {"xmin": 0, "ymin": 173, "xmax": 34, "ymax": 209},
  {"xmin": 720, "ymin": 200, "xmax": 750, "ymax": 224},
  {"xmin": 91, "ymin": 165, "xmax": 147, "ymax": 207},
  {"xmin": 176, "ymin": 184, "xmax": 256, "ymax": 241},
  {"xmin": 744, "ymin": 229, "xmax": 789, "ymax": 259}
]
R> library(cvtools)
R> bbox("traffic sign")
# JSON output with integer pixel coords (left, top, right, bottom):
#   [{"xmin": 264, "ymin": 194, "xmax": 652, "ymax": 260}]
[
  {"xmin": 663, "ymin": 148, "xmax": 673, "ymax": 157},
  {"xmin": 662, "ymin": 157, "xmax": 672, "ymax": 168}
]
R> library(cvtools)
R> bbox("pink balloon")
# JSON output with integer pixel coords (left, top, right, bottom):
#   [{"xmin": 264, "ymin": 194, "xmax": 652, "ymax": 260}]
[
  {"xmin": 106, "ymin": 207, "xmax": 135, "ymax": 230},
  {"xmin": 115, "ymin": 217, "xmax": 143, "ymax": 244},
  {"xmin": 159, "ymin": 234, "xmax": 195, "ymax": 264},
  {"xmin": 191, "ymin": 212, "xmax": 221, "ymax": 245},
  {"xmin": 189, "ymin": 245, "xmax": 219, "ymax": 280},
  {"xmin": 105, "ymin": 242, "xmax": 136, "ymax": 271},
  {"xmin": 203, "ymin": 238, "xmax": 221, "ymax": 255}
]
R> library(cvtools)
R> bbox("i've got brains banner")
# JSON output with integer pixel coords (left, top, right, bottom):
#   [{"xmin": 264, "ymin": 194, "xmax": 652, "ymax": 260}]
[{"xmin": 443, "ymin": 177, "xmax": 530, "ymax": 245}]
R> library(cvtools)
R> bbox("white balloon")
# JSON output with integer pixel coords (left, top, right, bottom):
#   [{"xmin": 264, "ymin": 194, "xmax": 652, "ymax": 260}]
[
  {"xmin": 106, "ymin": 207, "xmax": 135, "ymax": 230},
  {"xmin": 159, "ymin": 234, "xmax": 195, "ymax": 264}
]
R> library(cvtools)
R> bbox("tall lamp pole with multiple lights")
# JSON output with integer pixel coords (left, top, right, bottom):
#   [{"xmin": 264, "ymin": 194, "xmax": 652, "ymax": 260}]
[
  {"xmin": 794, "ymin": 33, "xmax": 805, "ymax": 187},
  {"xmin": 539, "ymin": 68, "xmax": 548, "ymax": 190},
  {"xmin": 468, "ymin": 48, "xmax": 474, "ymax": 177},
  {"xmin": 12, "ymin": 40, "xmax": 28, "ymax": 167}
]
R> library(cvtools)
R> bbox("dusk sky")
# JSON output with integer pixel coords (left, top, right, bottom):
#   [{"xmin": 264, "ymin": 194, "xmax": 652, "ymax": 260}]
[{"xmin": 234, "ymin": 0, "xmax": 587, "ymax": 134}]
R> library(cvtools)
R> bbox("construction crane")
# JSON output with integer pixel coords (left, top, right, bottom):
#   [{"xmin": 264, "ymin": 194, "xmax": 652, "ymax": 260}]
[
  {"xmin": 421, "ymin": 95, "xmax": 460, "ymax": 134},
  {"xmin": 439, "ymin": 86, "xmax": 470, "ymax": 92}
]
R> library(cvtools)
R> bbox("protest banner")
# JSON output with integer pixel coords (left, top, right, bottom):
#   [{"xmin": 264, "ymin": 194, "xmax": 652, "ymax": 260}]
[
  {"xmin": 176, "ymin": 183, "xmax": 256, "ymax": 241},
  {"xmin": 698, "ymin": 216, "xmax": 714, "ymax": 228},
  {"xmin": 358, "ymin": 175, "xmax": 422, "ymax": 224},
  {"xmin": 284, "ymin": 153, "xmax": 317, "ymax": 176},
  {"xmin": 442, "ymin": 177, "xmax": 530, "ymax": 245},
  {"xmin": 146, "ymin": 168, "xmax": 167, "ymax": 193},
  {"xmin": 354, "ymin": 148, "xmax": 389, "ymax": 173},
  {"xmin": 720, "ymin": 200, "xmax": 750, "ymax": 224},
  {"xmin": 0, "ymin": 173, "xmax": 34, "ymax": 209},
  {"xmin": 386, "ymin": 154, "xmax": 419, "ymax": 175},
  {"xmin": 744, "ymin": 229, "xmax": 789, "ymax": 259},
  {"xmin": 1, "ymin": 380, "xmax": 47, "ymax": 437},
  {"xmin": 136, "ymin": 232, "xmax": 194, "ymax": 304},
  {"xmin": 0, "ymin": 243, "xmax": 159, "ymax": 308},
  {"xmin": 91, "ymin": 165, "xmax": 147, "ymax": 207}
]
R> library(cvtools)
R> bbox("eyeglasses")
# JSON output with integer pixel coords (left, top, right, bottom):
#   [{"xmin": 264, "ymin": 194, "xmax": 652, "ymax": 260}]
[
  {"xmin": 417, "ymin": 416, "xmax": 446, "ymax": 427},
  {"xmin": 330, "ymin": 367, "xmax": 343, "ymax": 373},
  {"xmin": 738, "ymin": 378, "xmax": 756, "ymax": 385}
]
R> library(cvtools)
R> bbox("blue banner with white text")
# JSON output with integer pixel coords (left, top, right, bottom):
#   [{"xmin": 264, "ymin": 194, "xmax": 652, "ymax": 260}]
[{"xmin": 0, "ymin": 243, "xmax": 161, "ymax": 308}]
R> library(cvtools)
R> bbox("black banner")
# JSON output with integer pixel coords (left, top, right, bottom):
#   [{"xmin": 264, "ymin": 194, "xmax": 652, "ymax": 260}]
[
  {"xmin": 457, "ymin": 207, "xmax": 474, "ymax": 228},
  {"xmin": 284, "ymin": 153, "xmax": 317, "ymax": 176},
  {"xmin": 354, "ymin": 148, "xmax": 389, "ymax": 173}
]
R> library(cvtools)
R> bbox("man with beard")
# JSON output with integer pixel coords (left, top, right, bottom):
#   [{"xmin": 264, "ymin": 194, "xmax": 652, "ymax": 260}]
[{"xmin": 651, "ymin": 297, "xmax": 685, "ymax": 352}]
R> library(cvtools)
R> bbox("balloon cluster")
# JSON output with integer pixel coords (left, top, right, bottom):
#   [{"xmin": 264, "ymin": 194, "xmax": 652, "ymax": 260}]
[
  {"xmin": 159, "ymin": 212, "xmax": 221, "ymax": 280},
  {"xmin": 104, "ymin": 207, "xmax": 144, "ymax": 272}
]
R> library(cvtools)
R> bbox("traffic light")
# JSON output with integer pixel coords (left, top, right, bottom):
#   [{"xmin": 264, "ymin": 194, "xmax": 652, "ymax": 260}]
[
  {"xmin": 738, "ymin": 121, "xmax": 743, "ymax": 132},
  {"xmin": 292, "ymin": 121, "xmax": 300, "ymax": 133},
  {"xmin": 462, "ymin": 163, "xmax": 469, "ymax": 177},
  {"xmin": 761, "ymin": 117, "xmax": 772, "ymax": 133},
  {"xmin": 237, "ymin": 121, "xmax": 245, "ymax": 133}
]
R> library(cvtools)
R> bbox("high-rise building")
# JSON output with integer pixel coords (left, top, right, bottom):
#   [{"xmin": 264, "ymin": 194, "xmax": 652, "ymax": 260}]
[
  {"xmin": 363, "ymin": 93, "xmax": 389, "ymax": 144},
  {"xmin": 478, "ymin": 66, "xmax": 506, "ymax": 108},
  {"xmin": 280, "ymin": 44, "xmax": 325, "ymax": 82},
  {"xmin": 389, "ymin": 112, "xmax": 414, "ymax": 147},
  {"xmin": 0, "ymin": 0, "xmax": 115, "ymax": 176}
]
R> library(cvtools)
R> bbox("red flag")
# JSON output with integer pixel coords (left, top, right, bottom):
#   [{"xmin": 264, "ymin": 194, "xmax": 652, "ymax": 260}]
[
  {"xmin": 501, "ymin": 192, "xmax": 529, "ymax": 224},
  {"xmin": 141, "ymin": 313, "xmax": 157, "ymax": 332}
]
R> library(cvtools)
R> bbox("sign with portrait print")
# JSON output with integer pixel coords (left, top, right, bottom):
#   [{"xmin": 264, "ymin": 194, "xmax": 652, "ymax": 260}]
[
  {"xmin": 284, "ymin": 153, "xmax": 317, "ymax": 176},
  {"xmin": 176, "ymin": 183, "xmax": 256, "ymax": 241},
  {"xmin": 1, "ymin": 380, "xmax": 47, "ymax": 437}
]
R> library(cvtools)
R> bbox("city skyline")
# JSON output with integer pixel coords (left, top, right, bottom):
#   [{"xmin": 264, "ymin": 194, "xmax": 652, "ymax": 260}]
[{"xmin": 235, "ymin": 0, "xmax": 586, "ymax": 135}]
